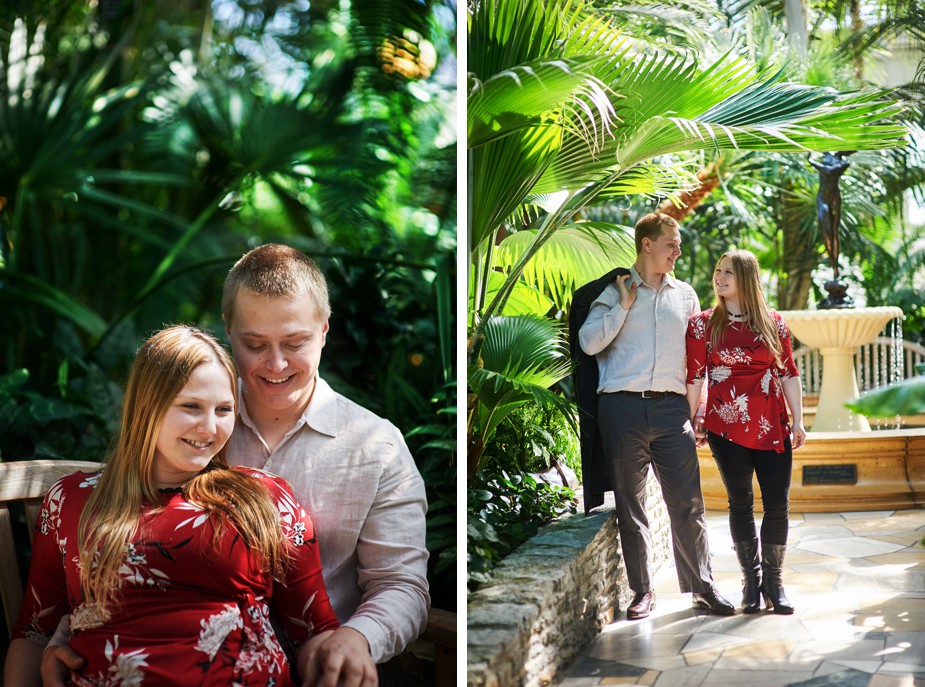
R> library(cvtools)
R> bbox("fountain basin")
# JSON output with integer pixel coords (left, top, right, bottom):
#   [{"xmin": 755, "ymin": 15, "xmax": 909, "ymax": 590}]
[
  {"xmin": 698, "ymin": 428, "xmax": 925, "ymax": 512},
  {"xmin": 779, "ymin": 307, "xmax": 904, "ymax": 431}
]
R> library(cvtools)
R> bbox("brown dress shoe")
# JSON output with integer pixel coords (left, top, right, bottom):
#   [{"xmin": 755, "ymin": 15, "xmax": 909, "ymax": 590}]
[
  {"xmin": 692, "ymin": 586, "xmax": 736, "ymax": 615},
  {"xmin": 626, "ymin": 591, "xmax": 655, "ymax": 620}
]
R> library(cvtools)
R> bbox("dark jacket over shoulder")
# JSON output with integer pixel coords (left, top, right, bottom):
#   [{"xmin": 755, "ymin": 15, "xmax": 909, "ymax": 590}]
[{"xmin": 568, "ymin": 267, "xmax": 629, "ymax": 514}]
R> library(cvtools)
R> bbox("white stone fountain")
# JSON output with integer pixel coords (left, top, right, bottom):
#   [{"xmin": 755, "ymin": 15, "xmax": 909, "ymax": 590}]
[{"xmin": 778, "ymin": 306, "xmax": 904, "ymax": 431}]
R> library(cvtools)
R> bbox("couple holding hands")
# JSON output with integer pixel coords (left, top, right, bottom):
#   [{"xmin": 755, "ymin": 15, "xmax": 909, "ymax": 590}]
[{"xmin": 577, "ymin": 213, "xmax": 806, "ymax": 621}]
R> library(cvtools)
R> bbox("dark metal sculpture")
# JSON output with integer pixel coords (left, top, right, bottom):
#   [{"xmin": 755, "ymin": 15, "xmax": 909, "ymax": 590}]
[{"xmin": 808, "ymin": 150, "xmax": 854, "ymax": 309}]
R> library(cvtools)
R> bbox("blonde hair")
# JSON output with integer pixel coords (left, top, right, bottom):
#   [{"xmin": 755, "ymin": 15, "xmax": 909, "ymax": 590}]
[
  {"xmin": 708, "ymin": 249, "xmax": 782, "ymax": 367},
  {"xmin": 222, "ymin": 243, "xmax": 331, "ymax": 325},
  {"xmin": 77, "ymin": 325, "xmax": 293, "ymax": 618}
]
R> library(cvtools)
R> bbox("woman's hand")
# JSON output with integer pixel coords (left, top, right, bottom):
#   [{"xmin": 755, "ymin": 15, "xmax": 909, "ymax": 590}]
[{"xmin": 791, "ymin": 421, "xmax": 807, "ymax": 450}]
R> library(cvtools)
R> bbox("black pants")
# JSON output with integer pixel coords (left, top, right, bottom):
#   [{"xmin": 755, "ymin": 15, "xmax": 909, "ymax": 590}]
[
  {"xmin": 598, "ymin": 393, "xmax": 714, "ymax": 594},
  {"xmin": 706, "ymin": 431, "xmax": 793, "ymax": 545}
]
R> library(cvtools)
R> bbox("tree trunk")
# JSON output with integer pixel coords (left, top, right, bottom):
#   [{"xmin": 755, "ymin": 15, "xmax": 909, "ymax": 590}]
[
  {"xmin": 784, "ymin": 0, "xmax": 808, "ymax": 56},
  {"xmin": 850, "ymin": 0, "xmax": 864, "ymax": 80},
  {"xmin": 778, "ymin": 190, "xmax": 817, "ymax": 310},
  {"xmin": 657, "ymin": 162, "xmax": 723, "ymax": 222}
]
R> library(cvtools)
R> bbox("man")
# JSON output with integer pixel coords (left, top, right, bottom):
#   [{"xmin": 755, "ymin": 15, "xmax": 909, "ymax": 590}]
[
  {"xmin": 577, "ymin": 212, "xmax": 733, "ymax": 620},
  {"xmin": 42, "ymin": 244, "xmax": 430, "ymax": 687}
]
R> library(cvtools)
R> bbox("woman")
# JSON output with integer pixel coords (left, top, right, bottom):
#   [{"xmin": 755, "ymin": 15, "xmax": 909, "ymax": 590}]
[
  {"xmin": 686, "ymin": 250, "xmax": 806, "ymax": 615},
  {"xmin": 5, "ymin": 325, "xmax": 340, "ymax": 686}
]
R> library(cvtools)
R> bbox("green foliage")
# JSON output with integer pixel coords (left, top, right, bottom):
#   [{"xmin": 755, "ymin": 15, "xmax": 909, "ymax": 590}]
[
  {"xmin": 846, "ymin": 374, "xmax": 925, "ymax": 418},
  {"xmin": 0, "ymin": 0, "xmax": 456, "ymax": 611},
  {"xmin": 467, "ymin": 314, "xmax": 576, "ymax": 477},
  {"xmin": 481, "ymin": 400, "xmax": 581, "ymax": 479},
  {"xmin": 467, "ymin": 468, "xmax": 576, "ymax": 588}
]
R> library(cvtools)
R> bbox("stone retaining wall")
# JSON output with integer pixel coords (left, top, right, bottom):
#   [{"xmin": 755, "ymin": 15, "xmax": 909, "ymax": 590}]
[{"xmin": 467, "ymin": 472, "xmax": 671, "ymax": 687}]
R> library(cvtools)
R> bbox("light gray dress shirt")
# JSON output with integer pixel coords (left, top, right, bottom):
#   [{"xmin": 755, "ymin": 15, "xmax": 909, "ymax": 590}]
[
  {"xmin": 227, "ymin": 376, "xmax": 430, "ymax": 663},
  {"xmin": 578, "ymin": 266, "xmax": 701, "ymax": 394}
]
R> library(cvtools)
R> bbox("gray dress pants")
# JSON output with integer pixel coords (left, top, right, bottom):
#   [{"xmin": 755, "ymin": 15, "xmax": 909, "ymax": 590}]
[{"xmin": 597, "ymin": 392, "xmax": 714, "ymax": 594}]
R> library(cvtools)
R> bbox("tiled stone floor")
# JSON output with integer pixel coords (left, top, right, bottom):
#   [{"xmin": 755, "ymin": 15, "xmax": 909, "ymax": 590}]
[{"xmin": 556, "ymin": 509, "xmax": 925, "ymax": 687}]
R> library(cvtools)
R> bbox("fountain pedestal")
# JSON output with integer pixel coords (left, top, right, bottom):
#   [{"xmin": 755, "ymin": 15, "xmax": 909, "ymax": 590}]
[{"xmin": 779, "ymin": 307, "xmax": 903, "ymax": 432}]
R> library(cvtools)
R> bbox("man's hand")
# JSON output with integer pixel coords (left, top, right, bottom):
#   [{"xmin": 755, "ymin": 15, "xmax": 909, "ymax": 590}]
[
  {"xmin": 693, "ymin": 415, "xmax": 708, "ymax": 448},
  {"xmin": 298, "ymin": 627, "xmax": 378, "ymax": 687},
  {"xmin": 40, "ymin": 645, "xmax": 84, "ymax": 687},
  {"xmin": 616, "ymin": 274, "xmax": 637, "ymax": 310}
]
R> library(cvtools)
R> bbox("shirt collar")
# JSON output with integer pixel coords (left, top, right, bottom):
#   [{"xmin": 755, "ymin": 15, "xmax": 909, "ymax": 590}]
[
  {"xmin": 630, "ymin": 265, "xmax": 678, "ymax": 290},
  {"xmin": 237, "ymin": 375, "xmax": 339, "ymax": 440}
]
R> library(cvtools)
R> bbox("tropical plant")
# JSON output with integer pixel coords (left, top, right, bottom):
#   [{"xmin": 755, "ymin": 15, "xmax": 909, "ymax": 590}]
[
  {"xmin": 468, "ymin": 314, "xmax": 575, "ymax": 477},
  {"xmin": 467, "ymin": 467, "xmax": 576, "ymax": 586},
  {"xmin": 483, "ymin": 398, "xmax": 581, "ymax": 478},
  {"xmin": 0, "ymin": 0, "xmax": 457, "ymax": 615},
  {"xmin": 466, "ymin": 0, "xmax": 908, "ymax": 483}
]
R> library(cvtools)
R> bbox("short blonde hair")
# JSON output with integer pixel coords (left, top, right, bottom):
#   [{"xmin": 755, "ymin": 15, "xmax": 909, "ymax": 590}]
[
  {"xmin": 222, "ymin": 244, "xmax": 331, "ymax": 325},
  {"xmin": 634, "ymin": 212, "xmax": 679, "ymax": 253}
]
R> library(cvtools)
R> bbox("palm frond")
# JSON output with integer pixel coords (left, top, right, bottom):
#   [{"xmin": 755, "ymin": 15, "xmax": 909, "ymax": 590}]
[
  {"xmin": 468, "ymin": 56, "xmax": 614, "ymax": 148},
  {"xmin": 495, "ymin": 223, "xmax": 635, "ymax": 311}
]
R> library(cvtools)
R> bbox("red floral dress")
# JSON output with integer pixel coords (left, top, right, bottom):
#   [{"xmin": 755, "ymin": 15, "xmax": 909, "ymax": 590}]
[
  {"xmin": 686, "ymin": 308, "xmax": 800, "ymax": 452},
  {"xmin": 12, "ymin": 466, "xmax": 339, "ymax": 686}
]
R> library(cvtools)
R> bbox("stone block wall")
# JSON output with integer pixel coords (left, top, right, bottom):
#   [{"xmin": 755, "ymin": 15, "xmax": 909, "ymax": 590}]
[{"xmin": 467, "ymin": 470, "xmax": 671, "ymax": 687}]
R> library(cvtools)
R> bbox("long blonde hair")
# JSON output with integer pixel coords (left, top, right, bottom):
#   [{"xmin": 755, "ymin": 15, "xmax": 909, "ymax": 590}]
[
  {"xmin": 707, "ymin": 249, "xmax": 782, "ymax": 367},
  {"xmin": 77, "ymin": 325, "xmax": 292, "ymax": 618}
]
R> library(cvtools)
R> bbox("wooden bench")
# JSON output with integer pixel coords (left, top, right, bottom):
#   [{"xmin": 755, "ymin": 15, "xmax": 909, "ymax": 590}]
[{"xmin": 0, "ymin": 459, "xmax": 102, "ymax": 636}]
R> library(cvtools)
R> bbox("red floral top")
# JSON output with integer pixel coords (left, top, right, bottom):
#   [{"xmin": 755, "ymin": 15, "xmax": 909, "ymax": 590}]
[
  {"xmin": 686, "ymin": 308, "xmax": 800, "ymax": 452},
  {"xmin": 12, "ymin": 466, "xmax": 339, "ymax": 687}
]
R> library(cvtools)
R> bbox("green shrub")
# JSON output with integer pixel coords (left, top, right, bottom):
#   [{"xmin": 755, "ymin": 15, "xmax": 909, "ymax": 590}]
[
  {"xmin": 467, "ymin": 468, "xmax": 576, "ymax": 588},
  {"xmin": 481, "ymin": 401, "xmax": 581, "ymax": 479}
]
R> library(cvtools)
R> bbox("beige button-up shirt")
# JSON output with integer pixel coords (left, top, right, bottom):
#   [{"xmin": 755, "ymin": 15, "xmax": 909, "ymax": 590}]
[
  {"xmin": 578, "ymin": 266, "xmax": 701, "ymax": 394},
  {"xmin": 227, "ymin": 376, "xmax": 430, "ymax": 663}
]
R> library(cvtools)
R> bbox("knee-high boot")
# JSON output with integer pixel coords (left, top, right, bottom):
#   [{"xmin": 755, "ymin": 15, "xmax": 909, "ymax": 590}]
[
  {"xmin": 733, "ymin": 539, "xmax": 761, "ymax": 614},
  {"xmin": 760, "ymin": 543, "xmax": 794, "ymax": 615}
]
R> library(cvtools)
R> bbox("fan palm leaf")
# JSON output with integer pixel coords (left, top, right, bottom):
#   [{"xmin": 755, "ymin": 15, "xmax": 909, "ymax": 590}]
[
  {"xmin": 494, "ymin": 223, "xmax": 635, "ymax": 312},
  {"xmin": 468, "ymin": 313, "xmax": 575, "ymax": 476}
]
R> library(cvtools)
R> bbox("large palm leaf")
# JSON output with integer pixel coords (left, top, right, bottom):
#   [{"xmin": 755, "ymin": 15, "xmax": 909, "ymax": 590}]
[
  {"xmin": 468, "ymin": 1, "xmax": 907, "ymax": 352},
  {"xmin": 493, "ymin": 223, "xmax": 635, "ymax": 312},
  {"xmin": 468, "ymin": 314, "xmax": 575, "ymax": 477}
]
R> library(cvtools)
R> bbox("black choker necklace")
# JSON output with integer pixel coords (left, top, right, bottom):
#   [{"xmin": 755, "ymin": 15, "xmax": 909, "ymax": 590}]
[
  {"xmin": 158, "ymin": 486, "xmax": 183, "ymax": 494},
  {"xmin": 728, "ymin": 310, "xmax": 748, "ymax": 318}
]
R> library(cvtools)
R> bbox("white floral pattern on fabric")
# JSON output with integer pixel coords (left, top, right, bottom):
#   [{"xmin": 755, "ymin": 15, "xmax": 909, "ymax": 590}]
[
  {"xmin": 235, "ymin": 601, "xmax": 286, "ymax": 676},
  {"xmin": 174, "ymin": 501, "xmax": 211, "ymax": 530},
  {"xmin": 80, "ymin": 473, "xmax": 102, "ymax": 489},
  {"xmin": 287, "ymin": 592, "xmax": 318, "ymax": 635},
  {"xmin": 40, "ymin": 481, "xmax": 66, "ymax": 535},
  {"xmin": 73, "ymin": 635, "xmax": 149, "ymax": 687},
  {"xmin": 117, "ymin": 541, "xmax": 170, "ymax": 590},
  {"xmin": 715, "ymin": 389, "xmax": 751, "ymax": 424},
  {"xmin": 689, "ymin": 315, "xmax": 706, "ymax": 340},
  {"xmin": 709, "ymin": 366, "xmax": 732, "ymax": 385},
  {"xmin": 757, "ymin": 416, "xmax": 773, "ymax": 440},
  {"xmin": 197, "ymin": 603, "xmax": 244, "ymax": 660},
  {"xmin": 717, "ymin": 347, "xmax": 752, "ymax": 365},
  {"xmin": 760, "ymin": 369, "xmax": 772, "ymax": 395}
]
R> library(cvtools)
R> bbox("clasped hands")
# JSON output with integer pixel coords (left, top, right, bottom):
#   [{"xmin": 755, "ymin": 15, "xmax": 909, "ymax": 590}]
[{"xmin": 693, "ymin": 415, "xmax": 708, "ymax": 448}]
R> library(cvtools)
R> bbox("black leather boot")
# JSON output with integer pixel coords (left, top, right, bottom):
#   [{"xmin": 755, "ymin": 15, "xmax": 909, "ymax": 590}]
[
  {"xmin": 760, "ymin": 542, "xmax": 794, "ymax": 614},
  {"xmin": 733, "ymin": 539, "xmax": 761, "ymax": 614}
]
